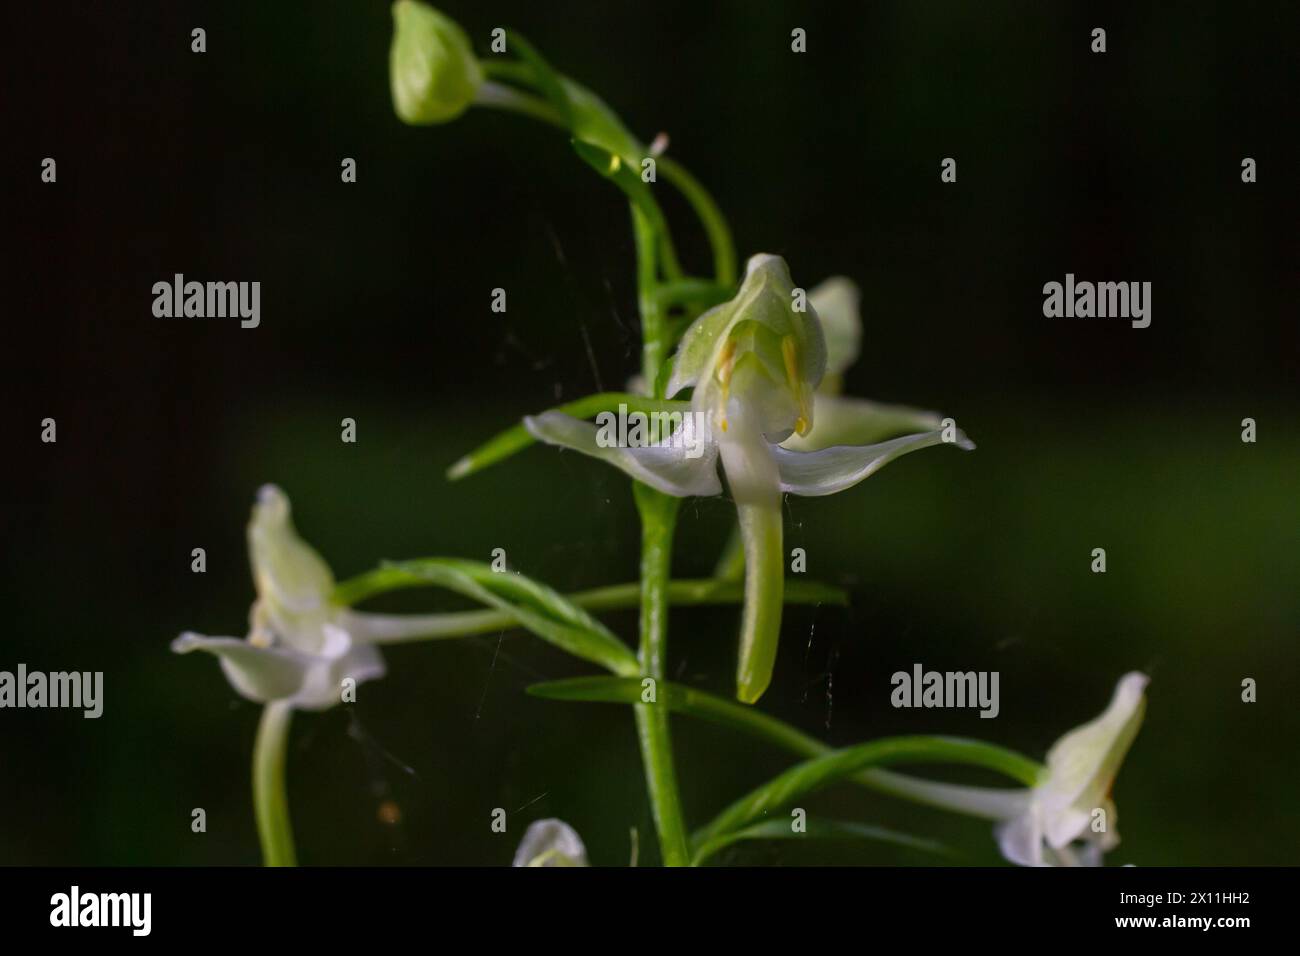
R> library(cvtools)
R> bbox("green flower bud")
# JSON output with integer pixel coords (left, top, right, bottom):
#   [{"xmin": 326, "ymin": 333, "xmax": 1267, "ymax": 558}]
[{"xmin": 390, "ymin": 1, "xmax": 483, "ymax": 125}]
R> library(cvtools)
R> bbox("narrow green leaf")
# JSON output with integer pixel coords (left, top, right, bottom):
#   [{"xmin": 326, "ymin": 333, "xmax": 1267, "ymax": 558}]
[
  {"xmin": 526, "ymin": 675, "xmax": 840, "ymax": 763},
  {"xmin": 446, "ymin": 392, "xmax": 691, "ymax": 480},
  {"xmin": 691, "ymin": 817, "xmax": 952, "ymax": 866},
  {"xmin": 343, "ymin": 559, "xmax": 640, "ymax": 676},
  {"xmin": 693, "ymin": 736, "xmax": 1043, "ymax": 850},
  {"xmin": 527, "ymin": 676, "xmax": 1044, "ymax": 825}
]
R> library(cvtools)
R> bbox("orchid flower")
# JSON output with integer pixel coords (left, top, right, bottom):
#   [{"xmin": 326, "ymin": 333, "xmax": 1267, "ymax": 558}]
[
  {"xmin": 525, "ymin": 254, "xmax": 973, "ymax": 703},
  {"xmin": 512, "ymin": 818, "xmax": 589, "ymax": 867},
  {"xmin": 172, "ymin": 485, "xmax": 454, "ymax": 711},
  {"xmin": 868, "ymin": 672, "xmax": 1149, "ymax": 866}
]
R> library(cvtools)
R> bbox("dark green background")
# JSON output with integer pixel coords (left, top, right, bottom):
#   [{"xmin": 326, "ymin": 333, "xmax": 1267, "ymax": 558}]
[{"xmin": 4, "ymin": 1, "xmax": 1296, "ymax": 865}]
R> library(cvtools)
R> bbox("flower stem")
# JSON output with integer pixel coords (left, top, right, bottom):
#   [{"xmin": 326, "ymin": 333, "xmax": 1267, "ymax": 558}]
[
  {"xmin": 633, "ymin": 205, "xmax": 668, "ymax": 386},
  {"xmin": 657, "ymin": 154, "xmax": 737, "ymax": 286},
  {"xmin": 633, "ymin": 484, "xmax": 690, "ymax": 866},
  {"xmin": 253, "ymin": 701, "xmax": 297, "ymax": 867},
  {"xmin": 472, "ymin": 80, "xmax": 565, "ymax": 126}
]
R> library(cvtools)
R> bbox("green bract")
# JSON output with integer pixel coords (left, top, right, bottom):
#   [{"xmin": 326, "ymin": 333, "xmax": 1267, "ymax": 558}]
[{"xmin": 390, "ymin": 1, "xmax": 483, "ymax": 125}]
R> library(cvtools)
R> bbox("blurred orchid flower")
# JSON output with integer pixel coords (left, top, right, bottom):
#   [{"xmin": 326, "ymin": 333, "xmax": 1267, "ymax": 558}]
[
  {"xmin": 173, "ymin": 485, "xmax": 444, "ymax": 711},
  {"xmin": 525, "ymin": 254, "xmax": 972, "ymax": 703},
  {"xmin": 870, "ymin": 672, "xmax": 1149, "ymax": 866},
  {"xmin": 512, "ymin": 818, "xmax": 589, "ymax": 867}
]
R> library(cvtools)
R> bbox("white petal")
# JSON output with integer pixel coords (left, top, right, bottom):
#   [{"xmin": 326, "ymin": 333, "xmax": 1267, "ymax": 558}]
[
  {"xmin": 171, "ymin": 630, "xmax": 385, "ymax": 711},
  {"xmin": 771, "ymin": 427, "xmax": 974, "ymax": 497},
  {"xmin": 512, "ymin": 818, "xmax": 589, "ymax": 867},
  {"xmin": 294, "ymin": 641, "xmax": 386, "ymax": 712},
  {"xmin": 1040, "ymin": 672, "xmax": 1147, "ymax": 849},
  {"xmin": 781, "ymin": 395, "xmax": 944, "ymax": 452},
  {"xmin": 994, "ymin": 806, "xmax": 1047, "ymax": 867},
  {"xmin": 171, "ymin": 632, "xmax": 314, "ymax": 704},
  {"xmin": 524, "ymin": 411, "xmax": 722, "ymax": 497}
]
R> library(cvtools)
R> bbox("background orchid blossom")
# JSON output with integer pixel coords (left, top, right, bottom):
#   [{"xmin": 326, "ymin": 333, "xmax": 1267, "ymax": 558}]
[
  {"xmin": 526, "ymin": 254, "xmax": 974, "ymax": 703},
  {"xmin": 171, "ymin": 485, "xmax": 455, "ymax": 711},
  {"xmin": 511, "ymin": 819, "xmax": 590, "ymax": 867},
  {"xmin": 865, "ymin": 672, "xmax": 1149, "ymax": 866}
]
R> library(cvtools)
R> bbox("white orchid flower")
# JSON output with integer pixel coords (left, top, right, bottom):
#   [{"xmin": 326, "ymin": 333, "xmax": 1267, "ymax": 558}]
[
  {"xmin": 525, "ymin": 254, "xmax": 972, "ymax": 703},
  {"xmin": 512, "ymin": 818, "xmax": 590, "ymax": 867},
  {"xmin": 173, "ymin": 485, "xmax": 446, "ymax": 711},
  {"xmin": 868, "ymin": 672, "xmax": 1149, "ymax": 866}
]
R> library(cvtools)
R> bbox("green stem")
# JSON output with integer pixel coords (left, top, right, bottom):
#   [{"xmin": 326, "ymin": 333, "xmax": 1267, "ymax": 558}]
[
  {"xmin": 473, "ymin": 80, "xmax": 565, "ymax": 126},
  {"xmin": 633, "ymin": 205, "xmax": 668, "ymax": 386},
  {"xmin": 253, "ymin": 701, "xmax": 296, "ymax": 867},
  {"xmin": 633, "ymin": 485, "xmax": 690, "ymax": 866},
  {"xmin": 658, "ymin": 154, "xmax": 737, "ymax": 287}
]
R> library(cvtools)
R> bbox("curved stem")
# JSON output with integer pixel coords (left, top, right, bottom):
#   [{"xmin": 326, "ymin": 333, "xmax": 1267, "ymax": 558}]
[
  {"xmin": 658, "ymin": 154, "xmax": 737, "ymax": 287},
  {"xmin": 693, "ymin": 735, "xmax": 1042, "ymax": 850},
  {"xmin": 472, "ymin": 80, "xmax": 565, "ymax": 127},
  {"xmin": 253, "ymin": 701, "xmax": 296, "ymax": 867}
]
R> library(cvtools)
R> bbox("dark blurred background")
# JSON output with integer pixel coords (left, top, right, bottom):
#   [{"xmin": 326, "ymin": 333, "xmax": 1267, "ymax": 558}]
[{"xmin": 2, "ymin": 0, "xmax": 1296, "ymax": 866}]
